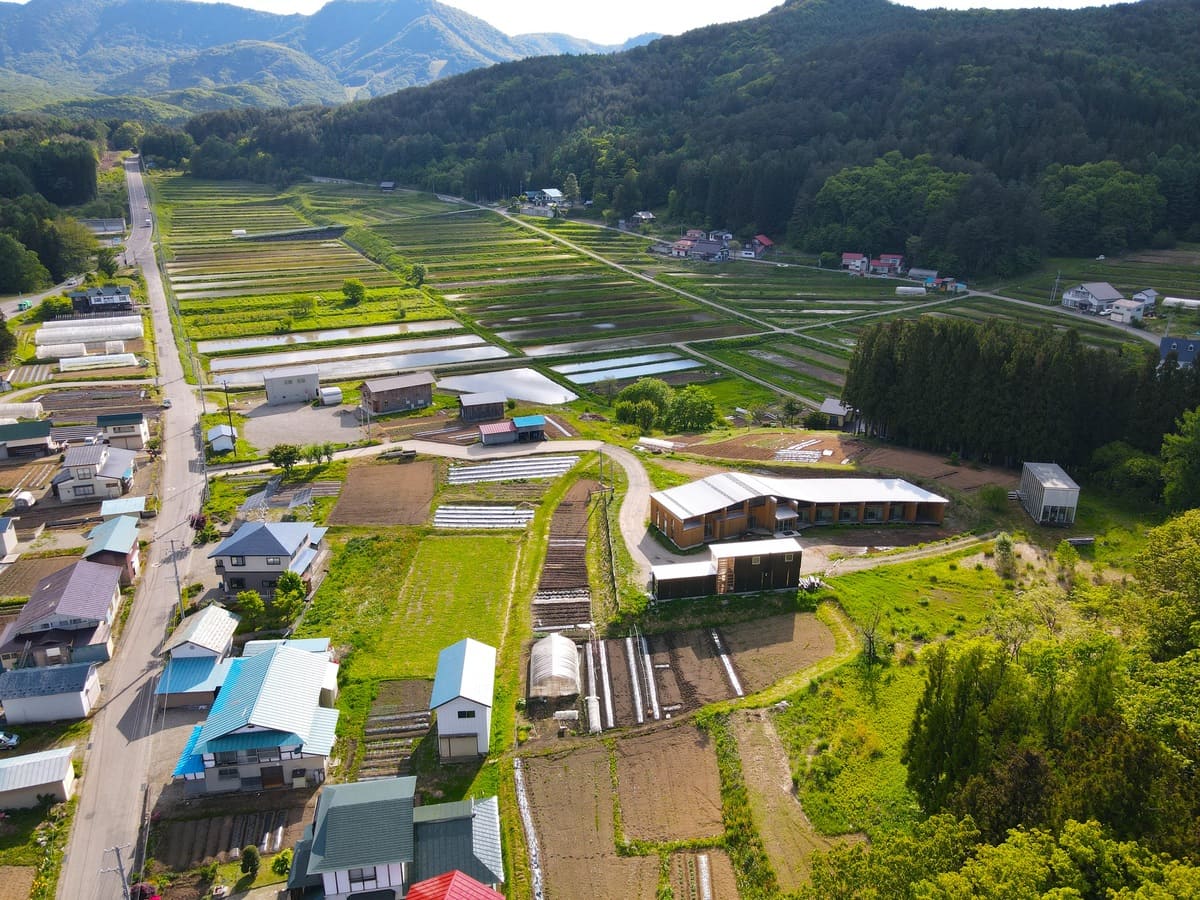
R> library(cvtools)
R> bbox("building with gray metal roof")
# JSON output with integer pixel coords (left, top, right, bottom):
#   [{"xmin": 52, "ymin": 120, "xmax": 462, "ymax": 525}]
[
  {"xmin": 0, "ymin": 746, "xmax": 76, "ymax": 808},
  {"xmin": 0, "ymin": 663, "xmax": 101, "ymax": 723}
]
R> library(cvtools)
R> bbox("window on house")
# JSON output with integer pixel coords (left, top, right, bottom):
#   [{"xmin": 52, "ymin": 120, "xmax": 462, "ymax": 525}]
[
  {"xmin": 228, "ymin": 577, "xmax": 245, "ymax": 591},
  {"xmin": 751, "ymin": 556, "xmax": 761, "ymax": 565},
  {"xmin": 265, "ymin": 557, "xmax": 280, "ymax": 566},
  {"xmin": 348, "ymin": 868, "xmax": 375, "ymax": 887},
  {"xmin": 75, "ymin": 484, "xmax": 95, "ymax": 496},
  {"xmin": 784, "ymin": 553, "xmax": 794, "ymax": 562},
  {"xmin": 457, "ymin": 710, "xmax": 476, "ymax": 719},
  {"xmin": 230, "ymin": 556, "xmax": 245, "ymax": 567},
  {"xmin": 214, "ymin": 751, "xmax": 238, "ymax": 766},
  {"xmin": 218, "ymin": 767, "xmax": 239, "ymax": 780}
]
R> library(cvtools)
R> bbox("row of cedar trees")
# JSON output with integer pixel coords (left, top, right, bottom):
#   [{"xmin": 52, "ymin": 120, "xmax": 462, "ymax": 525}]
[{"xmin": 841, "ymin": 317, "xmax": 1200, "ymax": 468}]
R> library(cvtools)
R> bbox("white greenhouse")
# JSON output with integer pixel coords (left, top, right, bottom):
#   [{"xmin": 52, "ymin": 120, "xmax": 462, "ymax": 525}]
[
  {"xmin": 39, "ymin": 315, "xmax": 142, "ymax": 331},
  {"xmin": 105, "ymin": 341, "xmax": 126, "ymax": 354},
  {"xmin": 37, "ymin": 343, "xmax": 88, "ymax": 361},
  {"xmin": 59, "ymin": 353, "xmax": 139, "ymax": 373},
  {"xmin": 35, "ymin": 321, "xmax": 143, "ymax": 345},
  {"xmin": 528, "ymin": 633, "xmax": 581, "ymax": 699},
  {"xmin": 0, "ymin": 403, "xmax": 44, "ymax": 419}
]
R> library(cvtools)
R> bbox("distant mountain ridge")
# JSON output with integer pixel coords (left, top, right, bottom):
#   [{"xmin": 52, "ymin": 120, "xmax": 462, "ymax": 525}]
[{"xmin": 0, "ymin": 0, "xmax": 659, "ymax": 117}]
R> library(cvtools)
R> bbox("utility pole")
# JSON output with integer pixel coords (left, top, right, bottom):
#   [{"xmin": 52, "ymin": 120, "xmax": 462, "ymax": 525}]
[
  {"xmin": 222, "ymin": 380, "xmax": 234, "ymax": 432},
  {"xmin": 167, "ymin": 539, "xmax": 186, "ymax": 619},
  {"xmin": 101, "ymin": 844, "xmax": 133, "ymax": 900}
]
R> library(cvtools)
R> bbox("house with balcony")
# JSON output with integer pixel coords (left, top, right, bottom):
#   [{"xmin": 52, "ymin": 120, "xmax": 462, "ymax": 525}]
[
  {"xmin": 287, "ymin": 776, "xmax": 504, "ymax": 899},
  {"xmin": 172, "ymin": 643, "xmax": 339, "ymax": 793},
  {"xmin": 1061, "ymin": 281, "xmax": 1124, "ymax": 313},
  {"xmin": 0, "ymin": 560, "xmax": 123, "ymax": 669},
  {"xmin": 51, "ymin": 443, "xmax": 137, "ymax": 504},
  {"xmin": 208, "ymin": 521, "xmax": 327, "ymax": 598}
]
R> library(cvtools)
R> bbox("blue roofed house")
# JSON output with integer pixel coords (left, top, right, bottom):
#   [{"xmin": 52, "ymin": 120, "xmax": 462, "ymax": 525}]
[
  {"xmin": 208, "ymin": 521, "xmax": 327, "ymax": 599},
  {"xmin": 82, "ymin": 514, "xmax": 141, "ymax": 585},
  {"xmin": 0, "ymin": 560, "xmax": 123, "ymax": 669},
  {"xmin": 1160, "ymin": 335, "xmax": 1200, "ymax": 368},
  {"xmin": 52, "ymin": 443, "xmax": 137, "ymax": 505},
  {"xmin": 287, "ymin": 777, "xmax": 504, "ymax": 898},
  {"xmin": 156, "ymin": 604, "xmax": 240, "ymax": 708},
  {"xmin": 431, "ymin": 639, "xmax": 496, "ymax": 761},
  {"xmin": 172, "ymin": 643, "xmax": 339, "ymax": 793}
]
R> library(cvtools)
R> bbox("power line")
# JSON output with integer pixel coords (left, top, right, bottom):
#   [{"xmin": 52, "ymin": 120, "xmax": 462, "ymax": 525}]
[{"xmin": 100, "ymin": 844, "xmax": 133, "ymax": 900}]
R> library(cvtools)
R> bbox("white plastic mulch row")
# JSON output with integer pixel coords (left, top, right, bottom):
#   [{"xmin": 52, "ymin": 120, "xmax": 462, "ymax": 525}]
[
  {"xmin": 433, "ymin": 505, "xmax": 535, "ymax": 529},
  {"xmin": 446, "ymin": 455, "xmax": 580, "ymax": 484}
]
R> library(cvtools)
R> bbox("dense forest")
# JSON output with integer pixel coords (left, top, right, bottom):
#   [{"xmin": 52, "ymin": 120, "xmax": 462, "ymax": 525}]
[
  {"xmin": 157, "ymin": 0, "xmax": 1200, "ymax": 277},
  {"xmin": 0, "ymin": 114, "xmax": 108, "ymax": 291},
  {"xmin": 842, "ymin": 317, "xmax": 1200, "ymax": 473}
]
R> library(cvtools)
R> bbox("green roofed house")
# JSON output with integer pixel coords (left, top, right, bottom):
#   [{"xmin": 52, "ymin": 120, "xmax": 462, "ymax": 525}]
[
  {"xmin": 82, "ymin": 514, "xmax": 141, "ymax": 585},
  {"xmin": 97, "ymin": 412, "xmax": 149, "ymax": 450},
  {"xmin": 288, "ymin": 776, "xmax": 503, "ymax": 899},
  {"xmin": 0, "ymin": 420, "xmax": 54, "ymax": 459},
  {"xmin": 172, "ymin": 643, "xmax": 339, "ymax": 793}
]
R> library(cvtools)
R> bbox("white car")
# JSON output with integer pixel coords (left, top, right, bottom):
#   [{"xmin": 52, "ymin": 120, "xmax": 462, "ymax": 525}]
[{"xmin": 0, "ymin": 731, "xmax": 18, "ymax": 750}]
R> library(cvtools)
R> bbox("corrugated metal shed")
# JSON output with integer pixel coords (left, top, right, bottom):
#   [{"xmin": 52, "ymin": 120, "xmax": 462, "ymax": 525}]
[
  {"xmin": 163, "ymin": 604, "xmax": 241, "ymax": 655},
  {"xmin": 0, "ymin": 746, "xmax": 74, "ymax": 793},
  {"xmin": 0, "ymin": 662, "xmax": 95, "ymax": 699},
  {"xmin": 431, "ymin": 639, "xmax": 496, "ymax": 710},
  {"xmin": 84, "ymin": 514, "xmax": 139, "ymax": 556}
]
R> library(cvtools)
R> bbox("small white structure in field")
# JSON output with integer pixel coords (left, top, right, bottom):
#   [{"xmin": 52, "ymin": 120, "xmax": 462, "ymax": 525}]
[
  {"xmin": 0, "ymin": 747, "xmax": 77, "ymax": 808},
  {"xmin": 528, "ymin": 633, "xmax": 581, "ymax": 699},
  {"xmin": 319, "ymin": 386, "xmax": 342, "ymax": 406},
  {"xmin": 1019, "ymin": 462, "xmax": 1079, "ymax": 526},
  {"xmin": 263, "ymin": 366, "xmax": 320, "ymax": 405},
  {"xmin": 430, "ymin": 637, "xmax": 496, "ymax": 760}
]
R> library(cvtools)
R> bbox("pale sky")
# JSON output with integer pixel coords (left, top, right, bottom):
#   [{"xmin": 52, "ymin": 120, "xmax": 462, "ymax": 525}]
[{"xmin": 38, "ymin": 0, "xmax": 1120, "ymax": 45}]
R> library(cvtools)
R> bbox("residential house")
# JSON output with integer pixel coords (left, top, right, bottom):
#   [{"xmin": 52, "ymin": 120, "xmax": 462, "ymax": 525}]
[
  {"xmin": 208, "ymin": 521, "xmax": 327, "ymax": 598},
  {"xmin": 1160, "ymin": 335, "xmax": 1200, "ymax": 368},
  {"xmin": 0, "ymin": 663, "xmax": 100, "ymax": 723},
  {"xmin": 749, "ymin": 234, "xmax": 775, "ymax": 257},
  {"xmin": 527, "ymin": 188, "xmax": 563, "ymax": 206},
  {"xmin": 156, "ymin": 604, "xmax": 240, "ymax": 708},
  {"xmin": 688, "ymin": 238, "xmax": 729, "ymax": 262},
  {"xmin": 206, "ymin": 424, "xmax": 237, "ymax": 454},
  {"xmin": 243, "ymin": 637, "xmax": 338, "ymax": 706},
  {"xmin": 0, "ymin": 747, "xmax": 77, "ymax": 809},
  {"xmin": 841, "ymin": 252, "xmax": 868, "ymax": 274},
  {"xmin": 287, "ymin": 777, "xmax": 503, "ymax": 898},
  {"xmin": 670, "ymin": 239, "xmax": 694, "ymax": 258},
  {"xmin": 68, "ymin": 284, "xmax": 134, "ymax": 314},
  {"xmin": 819, "ymin": 397, "xmax": 854, "ymax": 429},
  {"xmin": 172, "ymin": 643, "xmax": 339, "ymax": 793},
  {"xmin": 1061, "ymin": 282, "xmax": 1124, "ymax": 313},
  {"xmin": 0, "ymin": 560, "xmax": 123, "ymax": 668},
  {"xmin": 631, "ymin": 211, "xmax": 655, "ymax": 225},
  {"xmin": 82, "ymin": 514, "xmax": 141, "ymax": 585},
  {"xmin": 97, "ymin": 412, "xmax": 149, "ymax": 450},
  {"xmin": 380, "ymin": 181, "xmax": 396, "ymax": 192},
  {"xmin": 1019, "ymin": 462, "xmax": 1079, "ymax": 526},
  {"xmin": 0, "ymin": 516, "xmax": 17, "ymax": 557},
  {"xmin": 650, "ymin": 472, "xmax": 948, "ymax": 550},
  {"xmin": 264, "ymin": 366, "xmax": 320, "ymax": 406},
  {"xmin": 406, "ymin": 870, "xmax": 504, "ymax": 900},
  {"xmin": 361, "ymin": 372, "xmax": 435, "ymax": 414},
  {"xmin": 458, "ymin": 393, "xmax": 506, "ymax": 423},
  {"xmin": 52, "ymin": 443, "xmax": 136, "ymax": 504},
  {"xmin": 652, "ymin": 537, "xmax": 803, "ymax": 600},
  {"xmin": 685, "ymin": 229, "xmax": 707, "ymax": 240},
  {"xmin": 0, "ymin": 420, "xmax": 55, "ymax": 458},
  {"xmin": 1133, "ymin": 288, "xmax": 1159, "ymax": 313},
  {"xmin": 1109, "ymin": 298, "xmax": 1145, "ymax": 324},
  {"xmin": 431, "ymin": 638, "xmax": 496, "ymax": 760}
]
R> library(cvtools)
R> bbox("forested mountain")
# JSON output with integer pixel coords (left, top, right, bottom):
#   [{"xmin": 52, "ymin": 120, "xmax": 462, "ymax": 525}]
[
  {"xmin": 176, "ymin": 0, "xmax": 1200, "ymax": 276},
  {"xmin": 0, "ymin": 0, "xmax": 656, "ymax": 118}
]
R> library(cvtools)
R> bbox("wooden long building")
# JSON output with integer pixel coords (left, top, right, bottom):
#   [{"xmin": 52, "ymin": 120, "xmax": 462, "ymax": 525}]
[{"xmin": 650, "ymin": 472, "xmax": 948, "ymax": 550}]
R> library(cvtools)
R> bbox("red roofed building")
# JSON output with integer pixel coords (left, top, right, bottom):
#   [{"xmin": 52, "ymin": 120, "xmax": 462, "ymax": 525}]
[
  {"xmin": 841, "ymin": 252, "xmax": 868, "ymax": 274},
  {"xmin": 406, "ymin": 870, "xmax": 504, "ymax": 900}
]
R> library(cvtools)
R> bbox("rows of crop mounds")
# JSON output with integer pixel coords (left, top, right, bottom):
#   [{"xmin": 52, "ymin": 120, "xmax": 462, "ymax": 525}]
[
  {"xmin": 433, "ymin": 505, "xmax": 536, "ymax": 529},
  {"xmin": 294, "ymin": 182, "xmax": 467, "ymax": 226},
  {"xmin": 702, "ymin": 337, "xmax": 848, "ymax": 401},
  {"xmin": 447, "ymin": 455, "xmax": 580, "ymax": 484},
  {"xmin": 168, "ymin": 245, "xmax": 392, "ymax": 300},
  {"xmin": 535, "ymin": 218, "xmax": 656, "ymax": 264},
  {"xmin": 209, "ymin": 332, "xmax": 491, "ymax": 373}
]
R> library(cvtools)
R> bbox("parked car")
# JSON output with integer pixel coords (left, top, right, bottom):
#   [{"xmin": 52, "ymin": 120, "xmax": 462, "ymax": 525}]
[
  {"xmin": 161, "ymin": 398, "xmax": 172, "ymax": 409},
  {"xmin": 0, "ymin": 731, "xmax": 19, "ymax": 750}
]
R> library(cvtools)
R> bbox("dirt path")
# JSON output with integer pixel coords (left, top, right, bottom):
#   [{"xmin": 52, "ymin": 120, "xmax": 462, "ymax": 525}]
[
  {"xmin": 815, "ymin": 533, "xmax": 991, "ymax": 576},
  {"xmin": 733, "ymin": 710, "xmax": 865, "ymax": 889}
]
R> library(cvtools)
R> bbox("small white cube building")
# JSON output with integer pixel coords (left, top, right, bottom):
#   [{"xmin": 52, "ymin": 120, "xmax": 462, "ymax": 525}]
[
  {"xmin": 0, "ymin": 663, "xmax": 101, "ymax": 724},
  {"xmin": 263, "ymin": 366, "xmax": 320, "ymax": 405},
  {"xmin": 1020, "ymin": 462, "xmax": 1079, "ymax": 526},
  {"xmin": 430, "ymin": 638, "xmax": 496, "ymax": 760}
]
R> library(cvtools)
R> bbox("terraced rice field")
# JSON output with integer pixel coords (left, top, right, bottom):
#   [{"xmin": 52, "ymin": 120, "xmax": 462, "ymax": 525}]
[
  {"xmin": 535, "ymin": 217, "xmax": 658, "ymax": 265},
  {"xmin": 371, "ymin": 211, "xmax": 759, "ymax": 356}
]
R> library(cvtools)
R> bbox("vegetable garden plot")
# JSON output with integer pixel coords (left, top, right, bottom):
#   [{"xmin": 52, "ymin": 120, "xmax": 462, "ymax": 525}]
[{"xmin": 616, "ymin": 727, "xmax": 724, "ymax": 842}]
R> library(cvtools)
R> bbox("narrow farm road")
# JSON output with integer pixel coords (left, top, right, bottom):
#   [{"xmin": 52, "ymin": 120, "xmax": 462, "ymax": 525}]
[
  {"xmin": 970, "ymin": 289, "xmax": 1161, "ymax": 346},
  {"xmin": 58, "ymin": 158, "xmax": 209, "ymax": 900}
]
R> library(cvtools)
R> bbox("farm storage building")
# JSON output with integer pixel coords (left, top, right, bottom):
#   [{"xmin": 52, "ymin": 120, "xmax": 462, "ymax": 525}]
[
  {"xmin": 650, "ymin": 472, "xmax": 948, "ymax": 549},
  {"xmin": 513, "ymin": 415, "xmax": 546, "ymax": 441},
  {"xmin": 263, "ymin": 366, "xmax": 320, "ymax": 405},
  {"xmin": 1019, "ymin": 462, "xmax": 1079, "ymax": 526},
  {"xmin": 0, "ymin": 663, "xmax": 101, "ymax": 723},
  {"xmin": 651, "ymin": 537, "xmax": 803, "ymax": 600},
  {"xmin": 361, "ymin": 371, "xmax": 435, "ymax": 414},
  {"xmin": 431, "ymin": 638, "xmax": 496, "ymax": 760},
  {"xmin": 0, "ymin": 747, "xmax": 76, "ymax": 809},
  {"xmin": 0, "ymin": 420, "xmax": 54, "ymax": 458},
  {"xmin": 478, "ymin": 420, "xmax": 517, "ymax": 445},
  {"xmin": 528, "ymin": 633, "xmax": 581, "ymax": 699},
  {"xmin": 319, "ymin": 386, "xmax": 342, "ymax": 406},
  {"xmin": 458, "ymin": 392, "xmax": 506, "ymax": 423}
]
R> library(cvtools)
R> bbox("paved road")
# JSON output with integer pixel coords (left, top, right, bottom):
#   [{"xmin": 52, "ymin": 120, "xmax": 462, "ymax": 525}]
[{"xmin": 58, "ymin": 158, "xmax": 208, "ymax": 900}]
